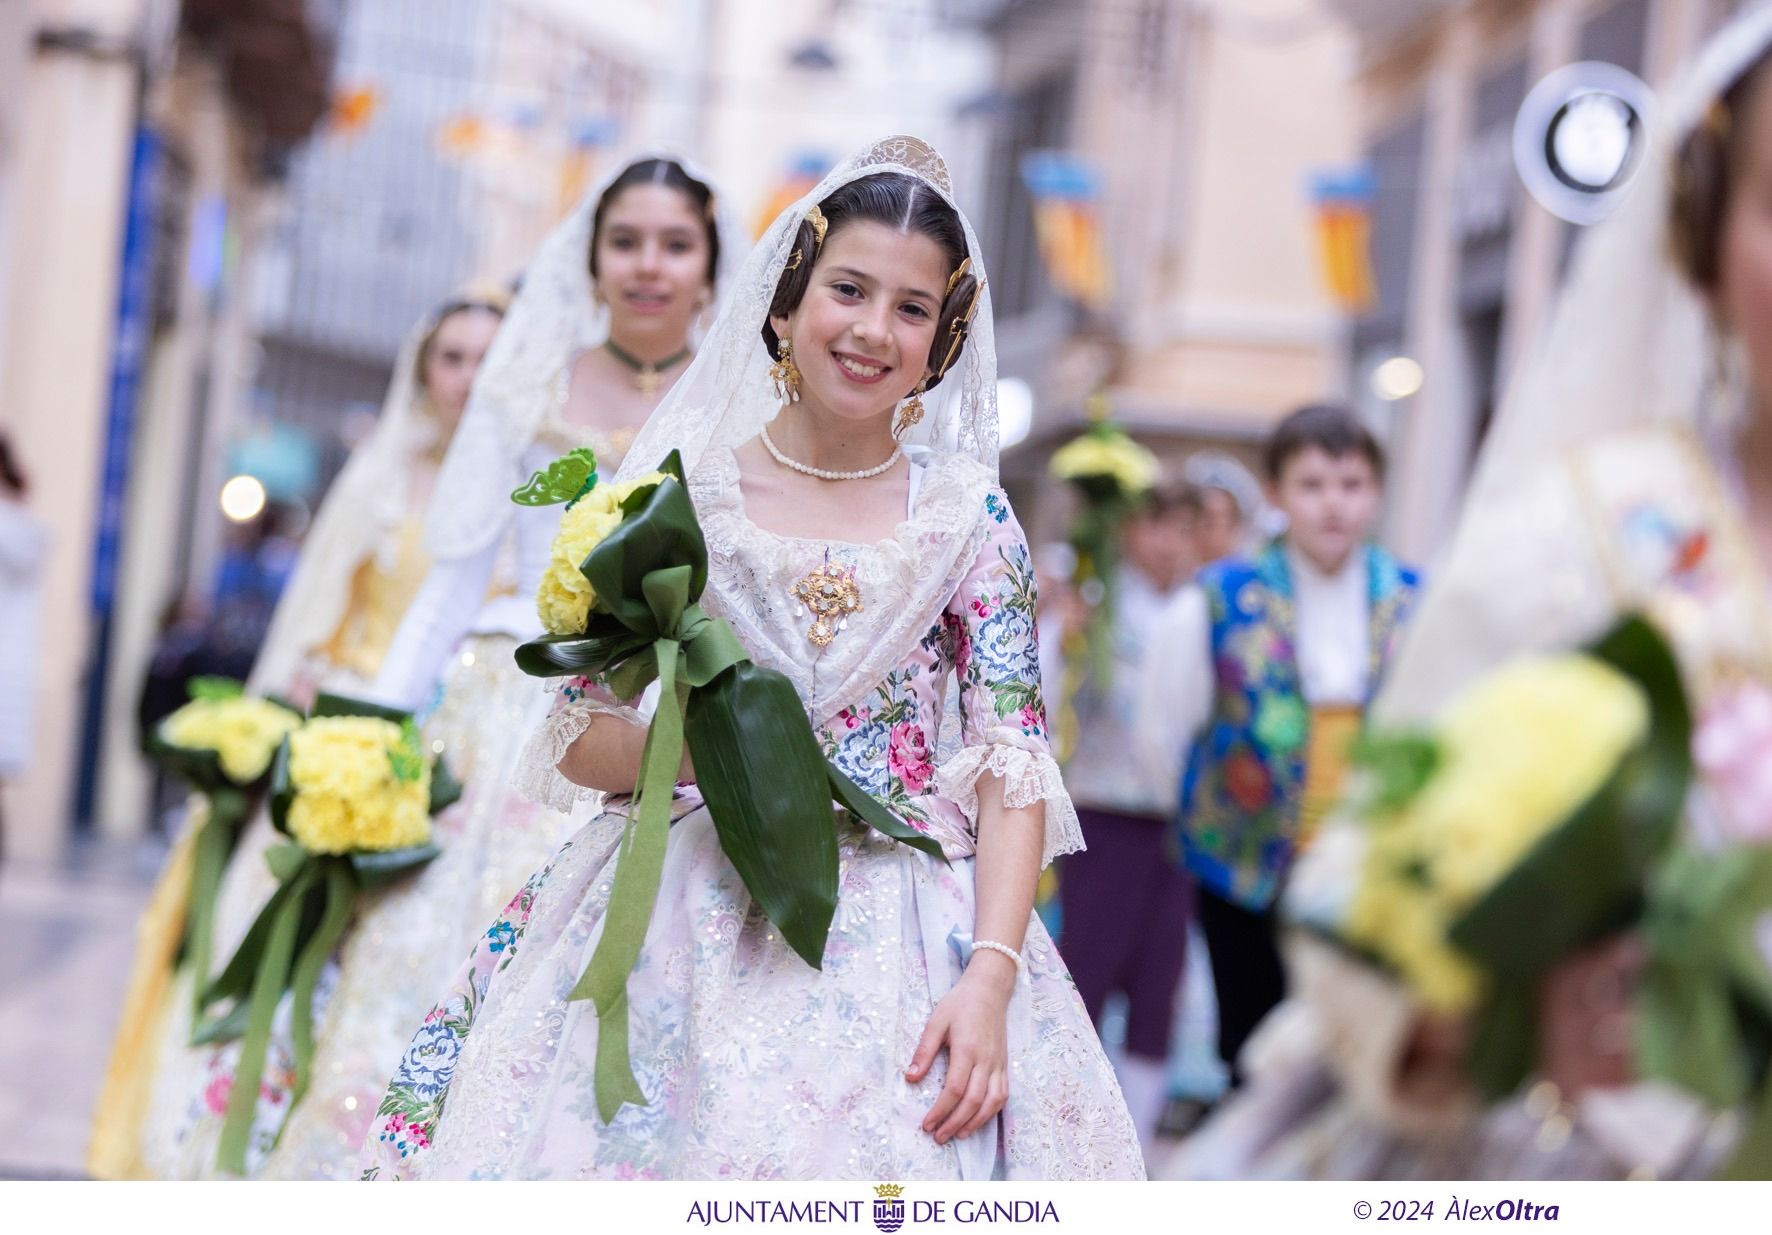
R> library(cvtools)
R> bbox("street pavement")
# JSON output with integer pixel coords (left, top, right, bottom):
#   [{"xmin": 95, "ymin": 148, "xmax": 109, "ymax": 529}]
[{"xmin": 0, "ymin": 837, "xmax": 159, "ymax": 1179}]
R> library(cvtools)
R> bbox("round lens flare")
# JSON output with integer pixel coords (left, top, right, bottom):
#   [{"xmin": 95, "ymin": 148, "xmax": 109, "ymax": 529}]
[
  {"xmin": 1372, "ymin": 356, "xmax": 1424, "ymax": 402},
  {"xmin": 997, "ymin": 377, "xmax": 1034, "ymax": 449},
  {"xmin": 219, "ymin": 474, "xmax": 268, "ymax": 522}
]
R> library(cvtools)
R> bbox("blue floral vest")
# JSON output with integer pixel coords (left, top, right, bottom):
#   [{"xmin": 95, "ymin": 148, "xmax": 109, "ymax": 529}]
[{"xmin": 1177, "ymin": 541, "xmax": 1420, "ymax": 910}]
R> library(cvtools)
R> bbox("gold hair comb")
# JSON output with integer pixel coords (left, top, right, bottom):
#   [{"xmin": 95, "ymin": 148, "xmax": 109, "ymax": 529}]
[
  {"xmin": 944, "ymin": 257, "xmax": 972, "ymax": 300},
  {"xmin": 806, "ymin": 204, "xmax": 829, "ymax": 250},
  {"xmin": 935, "ymin": 275, "xmax": 986, "ymax": 379}
]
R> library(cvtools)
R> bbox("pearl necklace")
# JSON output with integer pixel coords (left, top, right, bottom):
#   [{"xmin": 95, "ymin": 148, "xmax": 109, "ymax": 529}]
[{"xmin": 760, "ymin": 425, "xmax": 902, "ymax": 481}]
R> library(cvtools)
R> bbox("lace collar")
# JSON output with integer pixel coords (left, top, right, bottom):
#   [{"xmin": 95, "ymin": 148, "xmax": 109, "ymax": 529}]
[{"xmin": 689, "ymin": 443, "xmax": 993, "ymax": 722}]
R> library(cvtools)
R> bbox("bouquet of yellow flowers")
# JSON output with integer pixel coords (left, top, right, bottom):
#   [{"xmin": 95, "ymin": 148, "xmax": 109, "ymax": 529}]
[
  {"xmin": 148, "ymin": 679, "xmax": 302, "ymax": 1028},
  {"xmin": 157, "ymin": 682, "xmax": 303, "ymax": 785},
  {"xmin": 1049, "ymin": 419, "xmax": 1161, "ymax": 500},
  {"xmin": 196, "ymin": 694, "xmax": 460, "ymax": 1174},
  {"xmin": 1324, "ymin": 616, "xmax": 1772, "ymax": 1175},
  {"xmin": 513, "ymin": 447, "xmax": 943, "ymax": 1121}
]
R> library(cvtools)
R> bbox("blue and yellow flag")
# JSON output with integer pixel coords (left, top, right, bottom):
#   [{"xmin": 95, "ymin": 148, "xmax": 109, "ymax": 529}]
[
  {"xmin": 1308, "ymin": 167, "xmax": 1377, "ymax": 315},
  {"xmin": 1021, "ymin": 152, "xmax": 1111, "ymax": 310}
]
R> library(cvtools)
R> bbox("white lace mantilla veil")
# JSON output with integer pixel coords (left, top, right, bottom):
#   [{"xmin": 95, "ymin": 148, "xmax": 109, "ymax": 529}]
[
  {"xmin": 612, "ymin": 135, "xmax": 1000, "ymax": 487},
  {"xmin": 247, "ymin": 297, "xmax": 485, "ymax": 696},
  {"xmin": 608, "ymin": 136, "xmax": 1005, "ymax": 732},
  {"xmin": 426, "ymin": 151, "xmax": 746, "ymax": 562},
  {"xmin": 1372, "ymin": 2, "xmax": 1772, "ymax": 725}
]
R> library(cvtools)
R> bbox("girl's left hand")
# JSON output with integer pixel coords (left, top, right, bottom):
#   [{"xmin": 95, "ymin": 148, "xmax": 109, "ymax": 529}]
[{"xmin": 905, "ymin": 955, "xmax": 1016, "ymax": 1144}]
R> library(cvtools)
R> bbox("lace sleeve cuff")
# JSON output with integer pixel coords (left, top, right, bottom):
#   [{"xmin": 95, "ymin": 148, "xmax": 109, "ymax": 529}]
[
  {"xmin": 932, "ymin": 730, "xmax": 1084, "ymax": 870},
  {"xmin": 512, "ymin": 696, "xmax": 644, "ymax": 813}
]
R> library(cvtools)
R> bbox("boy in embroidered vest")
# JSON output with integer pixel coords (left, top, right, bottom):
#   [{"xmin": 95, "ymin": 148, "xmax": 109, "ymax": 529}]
[{"xmin": 1139, "ymin": 404, "xmax": 1420, "ymax": 1085}]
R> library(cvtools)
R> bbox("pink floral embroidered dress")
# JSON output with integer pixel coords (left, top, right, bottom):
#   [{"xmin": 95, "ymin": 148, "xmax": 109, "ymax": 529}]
[{"xmin": 359, "ymin": 446, "xmax": 1143, "ymax": 1180}]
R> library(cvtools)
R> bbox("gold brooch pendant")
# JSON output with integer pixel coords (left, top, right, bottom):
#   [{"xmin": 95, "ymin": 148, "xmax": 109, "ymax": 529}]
[{"xmin": 790, "ymin": 558, "xmax": 863, "ymax": 647}]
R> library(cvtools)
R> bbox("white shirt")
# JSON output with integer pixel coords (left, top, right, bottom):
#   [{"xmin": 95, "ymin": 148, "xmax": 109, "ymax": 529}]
[
  {"xmin": 1063, "ymin": 565, "xmax": 1186, "ymax": 815},
  {"xmin": 1134, "ymin": 546, "xmax": 1371, "ymax": 801}
]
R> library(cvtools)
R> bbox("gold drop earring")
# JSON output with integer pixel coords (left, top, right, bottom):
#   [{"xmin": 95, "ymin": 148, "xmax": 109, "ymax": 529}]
[
  {"xmin": 893, "ymin": 378, "xmax": 927, "ymax": 439},
  {"xmin": 769, "ymin": 337, "xmax": 802, "ymax": 402}
]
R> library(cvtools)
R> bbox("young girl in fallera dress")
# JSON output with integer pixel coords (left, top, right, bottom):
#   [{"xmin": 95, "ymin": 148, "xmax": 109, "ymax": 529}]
[{"xmin": 360, "ymin": 137, "xmax": 1144, "ymax": 1181}]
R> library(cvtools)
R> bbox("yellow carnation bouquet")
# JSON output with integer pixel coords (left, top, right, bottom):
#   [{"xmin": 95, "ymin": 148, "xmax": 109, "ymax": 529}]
[
  {"xmin": 1317, "ymin": 616, "xmax": 1772, "ymax": 1173},
  {"xmin": 195, "ymin": 693, "xmax": 461, "ymax": 1174},
  {"xmin": 148, "ymin": 678, "xmax": 302, "ymax": 1029}
]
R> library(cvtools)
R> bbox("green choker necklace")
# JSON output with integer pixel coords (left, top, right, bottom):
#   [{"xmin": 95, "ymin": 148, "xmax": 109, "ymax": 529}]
[{"xmin": 604, "ymin": 340, "xmax": 691, "ymax": 397}]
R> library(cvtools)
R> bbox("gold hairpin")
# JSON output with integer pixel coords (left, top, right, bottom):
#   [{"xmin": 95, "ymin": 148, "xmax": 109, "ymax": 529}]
[
  {"xmin": 944, "ymin": 258, "xmax": 972, "ymax": 300},
  {"xmin": 935, "ymin": 275, "xmax": 986, "ymax": 379},
  {"xmin": 805, "ymin": 204, "xmax": 828, "ymax": 250},
  {"xmin": 785, "ymin": 248, "xmax": 804, "ymax": 273}
]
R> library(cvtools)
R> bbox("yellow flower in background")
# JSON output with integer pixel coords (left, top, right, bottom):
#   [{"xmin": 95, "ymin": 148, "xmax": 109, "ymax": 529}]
[
  {"xmin": 1049, "ymin": 432, "xmax": 1160, "ymax": 495},
  {"xmin": 161, "ymin": 696, "xmax": 302, "ymax": 783},
  {"xmin": 1345, "ymin": 654, "xmax": 1649, "ymax": 1012},
  {"xmin": 535, "ymin": 471, "xmax": 671, "ymax": 636},
  {"xmin": 285, "ymin": 716, "xmax": 432, "ymax": 855}
]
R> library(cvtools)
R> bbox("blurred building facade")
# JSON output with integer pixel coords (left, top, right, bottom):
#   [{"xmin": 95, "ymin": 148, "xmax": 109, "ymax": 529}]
[
  {"xmin": 95, "ymin": 0, "xmax": 714, "ymax": 846},
  {"xmin": 0, "ymin": 0, "xmax": 334, "ymax": 861},
  {"xmin": 1331, "ymin": 0, "xmax": 1747, "ymax": 560},
  {"xmin": 953, "ymin": 0, "xmax": 1361, "ymax": 535}
]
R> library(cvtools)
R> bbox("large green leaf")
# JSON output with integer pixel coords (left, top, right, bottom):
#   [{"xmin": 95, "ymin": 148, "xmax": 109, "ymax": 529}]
[
  {"xmin": 349, "ymin": 843, "xmax": 442, "ymax": 888},
  {"xmin": 685, "ymin": 661, "xmax": 839, "ymax": 968},
  {"xmin": 144, "ymin": 727, "xmax": 228, "ymax": 795},
  {"xmin": 1463, "ymin": 979, "xmax": 1537, "ymax": 1101},
  {"xmin": 428, "ymin": 756, "xmax": 464, "ymax": 816},
  {"xmin": 826, "ymin": 762, "xmax": 946, "ymax": 862},
  {"xmin": 310, "ymin": 692, "xmax": 412, "ymax": 724},
  {"xmin": 581, "ymin": 454, "xmax": 708, "ymax": 637},
  {"xmin": 268, "ymin": 737, "xmax": 297, "ymax": 837},
  {"xmin": 514, "ymin": 629, "xmax": 652, "ymax": 679}
]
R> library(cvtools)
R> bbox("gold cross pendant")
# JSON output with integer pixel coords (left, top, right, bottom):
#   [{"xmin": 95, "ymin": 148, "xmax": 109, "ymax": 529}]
[
  {"xmin": 634, "ymin": 366, "xmax": 661, "ymax": 398},
  {"xmin": 790, "ymin": 558, "xmax": 863, "ymax": 647}
]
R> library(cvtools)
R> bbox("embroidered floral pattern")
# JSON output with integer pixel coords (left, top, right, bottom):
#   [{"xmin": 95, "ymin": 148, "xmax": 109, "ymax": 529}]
[
  {"xmin": 358, "ymin": 482, "xmax": 1134, "ymax": 1181},
  {"xmin": 365, "ymin": 857, "xmax": 552, "ymax": 1163}
]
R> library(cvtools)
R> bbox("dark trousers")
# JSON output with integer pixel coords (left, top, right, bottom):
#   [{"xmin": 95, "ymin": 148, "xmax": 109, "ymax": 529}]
[
  {"xmin": 1195, "ymin": 884, "xmax": 1286, "ymax": 1086},
  {"xmin": 1058, "ymin": 807, "xmax": 1193, "ymax": 1060}
]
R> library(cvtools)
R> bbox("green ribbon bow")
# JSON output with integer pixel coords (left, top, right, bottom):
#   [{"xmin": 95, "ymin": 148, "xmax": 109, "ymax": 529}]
[
  {"xmin": 515, "ymin": 450, "xmax": 944, "ymax": 1121},
  {"xmin": 196, "ymin": 693, "xmax": 459, "ymax": 1175}
]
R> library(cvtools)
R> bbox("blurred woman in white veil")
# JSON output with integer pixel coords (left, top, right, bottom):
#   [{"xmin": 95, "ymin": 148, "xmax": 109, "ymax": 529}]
[
  {"xmin": 1178, "ymin": 1, "xmax": 1772, "ymax": 1180},
  {"xmin": 88, "ymin": 287, "xmax": 505, "ymax": 1180}
]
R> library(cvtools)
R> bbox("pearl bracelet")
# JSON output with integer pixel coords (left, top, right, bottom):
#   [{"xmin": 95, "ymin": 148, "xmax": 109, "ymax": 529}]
[{"xmin": 970, "ymin": 938, "xmax": 1024, "ymax": 974}]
